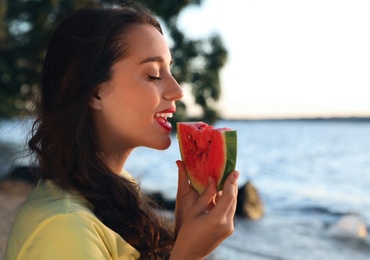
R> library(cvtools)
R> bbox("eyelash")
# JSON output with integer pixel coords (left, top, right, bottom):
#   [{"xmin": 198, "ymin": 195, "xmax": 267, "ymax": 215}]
[{"xmin": 147, "ymin": 75, "xmax": 162, "ymax": 81}]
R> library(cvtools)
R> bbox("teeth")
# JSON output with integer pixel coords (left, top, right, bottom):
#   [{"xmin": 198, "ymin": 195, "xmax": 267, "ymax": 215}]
[{"xmin": 156, "ymin": 113, "xmax": 173, "ymax": 118}]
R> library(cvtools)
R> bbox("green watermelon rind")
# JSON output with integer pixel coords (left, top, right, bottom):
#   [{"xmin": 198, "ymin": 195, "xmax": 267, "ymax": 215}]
[{"xmin": 216, "ymin": 130, "xmax": 237, "ymax": 191}]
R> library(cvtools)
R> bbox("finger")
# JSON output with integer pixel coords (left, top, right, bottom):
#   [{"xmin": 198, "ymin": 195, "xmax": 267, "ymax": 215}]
[
  {"xmin": 176, "ymin": 160, "xmax": 186, "ymax": 176},
  {"xmin": 192, "ymin": 176, "xmax": 217, "ymax": 213},
  {"xmin": 214, "ymin": 190, "xmax": 222, "ymax": 204},
  {"xmin": 223, "ymin": 171, "xmax": 239, "ymax": 219},
  {"xmin": 206, "ymin": 192, "xmax": 219, "ymax": 211},
  {"xmin": 210, "ymin": 171, "xmax": 239, "ymax": 217}
]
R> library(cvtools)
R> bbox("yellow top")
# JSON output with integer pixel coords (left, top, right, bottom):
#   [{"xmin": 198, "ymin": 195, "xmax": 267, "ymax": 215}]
[{"xmin": 5, "ymin": 170, "xmax": 140, "ymax": 260}]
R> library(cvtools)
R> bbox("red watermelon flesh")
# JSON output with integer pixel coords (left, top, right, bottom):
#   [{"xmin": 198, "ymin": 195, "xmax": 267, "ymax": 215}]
[{"xmin": 177, "ymin": 122, "xmax": 237, "ymax": 194}]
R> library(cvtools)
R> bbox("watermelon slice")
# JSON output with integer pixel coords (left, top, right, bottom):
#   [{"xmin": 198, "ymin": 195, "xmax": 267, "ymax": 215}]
[{"xmin": 177, "ymin": 122, "xmax": 237, "ymax": 194}]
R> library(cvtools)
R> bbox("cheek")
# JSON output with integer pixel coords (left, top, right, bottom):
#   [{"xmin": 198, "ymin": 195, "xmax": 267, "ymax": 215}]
[
  {"xmin": 131, "ymin": 86, "xmax": 161, "ymax": 110},
  {"xmin": 111, "ymin": 88, "xmax": 158, "ymax": 130},
  {"xmin": 102, "ymin": 81, "xmax": 161, "ymax": 128}
]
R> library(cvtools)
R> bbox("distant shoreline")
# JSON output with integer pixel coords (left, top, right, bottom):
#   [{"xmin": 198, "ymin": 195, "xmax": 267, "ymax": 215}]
[{"xmin": 221, "ymin": 116, "xmax": 370, "ymax": 122}]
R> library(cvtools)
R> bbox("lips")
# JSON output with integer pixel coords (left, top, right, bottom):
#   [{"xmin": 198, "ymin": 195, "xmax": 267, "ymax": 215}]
[{"xmin": 155, "ymin": 108, "xmax": 175, "ymax": 132}]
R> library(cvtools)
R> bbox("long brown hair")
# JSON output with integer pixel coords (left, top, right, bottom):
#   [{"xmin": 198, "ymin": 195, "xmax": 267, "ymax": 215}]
[{"xmin": 28, "ymin": 4, "xmax": 174, "ymax": 259}]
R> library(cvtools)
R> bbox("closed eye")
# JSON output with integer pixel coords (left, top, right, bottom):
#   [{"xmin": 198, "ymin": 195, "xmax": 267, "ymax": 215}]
[{"xmin": 147, "ymin": 75, "xmax": 162, "ymax": 80}]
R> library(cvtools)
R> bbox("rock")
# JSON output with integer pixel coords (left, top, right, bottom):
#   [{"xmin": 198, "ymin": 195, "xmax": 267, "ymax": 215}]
[
  {"xmin": 2, "ymin": 166, "xmax": 265, "ymax": 220},
  {"xmin": 2, "ymin": 165, "xmax": 40, "ymax": 184},
  {"xmin": 148, "ymin": 192, "xmax": 176, "ymax": 210},
  {"xmin": 328, "ymin": 214, "xmax": 368, "ymax": 239},
  {"xmin": 149, "ymin": 180, "xmax": 265, "ymax": 220},
  {"xmin": 236, "ymin": 180, "xmax": 264, "ymax": 220}
]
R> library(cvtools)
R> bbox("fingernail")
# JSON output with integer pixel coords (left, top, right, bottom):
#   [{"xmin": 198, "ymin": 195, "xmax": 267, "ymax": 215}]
[
  {"xmin": 175, "ymin": 160, "xmax": 181, "ymax": 168},
  {"xmin": 233, "ymin": 171, "xmax": 240, "ymax": 179}
]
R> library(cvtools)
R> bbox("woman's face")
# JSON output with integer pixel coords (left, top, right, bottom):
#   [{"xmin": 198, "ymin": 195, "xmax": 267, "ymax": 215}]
[{"xmin": 91, "ymin": 24, "xmax": 183, "ymax": 154}]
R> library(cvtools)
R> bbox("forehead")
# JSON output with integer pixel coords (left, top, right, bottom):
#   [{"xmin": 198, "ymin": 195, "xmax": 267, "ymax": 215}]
[{"xmin": 124, "ymin": 24, "xmax": 171, "ymax": 64}]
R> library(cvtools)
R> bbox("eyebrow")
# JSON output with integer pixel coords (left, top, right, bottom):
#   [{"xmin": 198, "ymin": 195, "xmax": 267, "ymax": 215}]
[{"xmin": 139, "ymin": 56, "xmax": 173, "ymax": 65}]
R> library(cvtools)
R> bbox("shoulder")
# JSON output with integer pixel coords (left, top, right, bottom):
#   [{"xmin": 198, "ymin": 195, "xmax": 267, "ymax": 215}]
[
  {"xmin": 6, "ymin": 180, "xmax": 140, "ymax": 259},
  {"xmin": 16, "ymin": 213, "xmax": 139, "ymax": 259}
]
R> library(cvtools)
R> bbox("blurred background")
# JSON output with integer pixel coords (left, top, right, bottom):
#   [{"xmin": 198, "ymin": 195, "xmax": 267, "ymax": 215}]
[{"xmin": 1, "ymin": 0, "xmax": 370, "ymax": 259}]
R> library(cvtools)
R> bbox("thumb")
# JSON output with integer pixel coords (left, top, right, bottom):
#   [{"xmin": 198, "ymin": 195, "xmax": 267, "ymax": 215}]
[{"xmin": 176, "ymin": 160, "xmax": 189, "ymax": 197}]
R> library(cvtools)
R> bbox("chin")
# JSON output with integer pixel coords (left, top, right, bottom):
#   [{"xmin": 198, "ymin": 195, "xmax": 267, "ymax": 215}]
[{"xmin": 152, "ymin": 138, "xmax": 171, "ymax": 150}]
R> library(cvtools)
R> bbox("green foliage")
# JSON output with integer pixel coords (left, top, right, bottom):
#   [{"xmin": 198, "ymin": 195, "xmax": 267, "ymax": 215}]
[
  {"xmin": 0, "ymin": 0, "xmax": 227, "ymax": 124},
  {"xmin": 0, "ymin": 0, "xmax": 101, "ymax": 118}
]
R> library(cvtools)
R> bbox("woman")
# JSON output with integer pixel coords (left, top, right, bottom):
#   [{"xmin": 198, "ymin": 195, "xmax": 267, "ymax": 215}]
[{"xmin": 5, "ymin": 3, "xmax": 239, "ymax": 259}]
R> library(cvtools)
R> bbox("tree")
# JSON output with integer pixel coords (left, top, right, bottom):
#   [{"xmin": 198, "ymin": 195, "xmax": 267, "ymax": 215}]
[{"xmin": 0, "ymin": 0, "xmax": 227, "ymax": 124}]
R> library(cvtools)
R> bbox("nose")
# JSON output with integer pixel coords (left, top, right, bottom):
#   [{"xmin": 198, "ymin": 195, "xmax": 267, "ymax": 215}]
[{"xmin": 164, "ymin": 76, "xmax": 184, "ymax": 101}]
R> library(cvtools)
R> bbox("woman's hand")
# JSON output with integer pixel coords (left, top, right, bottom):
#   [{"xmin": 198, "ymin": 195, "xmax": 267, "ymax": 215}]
[{"xmin": 171, "ymin": 160, "xmax": 239, "ymax": 260}]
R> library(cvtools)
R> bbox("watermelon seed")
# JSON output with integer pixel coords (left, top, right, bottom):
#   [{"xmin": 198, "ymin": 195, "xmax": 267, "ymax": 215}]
[{"xmin": 206, "ymin": 140, "xmax": 211, "ymax": 158}]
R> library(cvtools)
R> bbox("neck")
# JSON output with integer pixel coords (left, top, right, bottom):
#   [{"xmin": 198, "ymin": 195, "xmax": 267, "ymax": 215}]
[{"xmin": 102, "ymin": 149, "xmax": 132, "ymax": 175}]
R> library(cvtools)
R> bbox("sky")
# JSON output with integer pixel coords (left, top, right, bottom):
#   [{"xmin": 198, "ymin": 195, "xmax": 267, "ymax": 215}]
[{"xmin": 176, "ymin": 0, "xmax": 370, "ymax": 119}]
